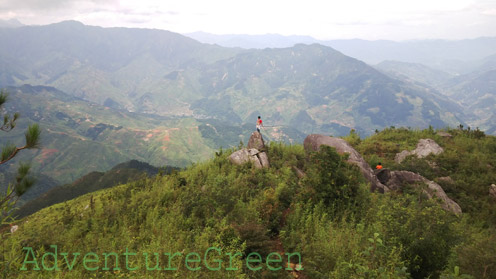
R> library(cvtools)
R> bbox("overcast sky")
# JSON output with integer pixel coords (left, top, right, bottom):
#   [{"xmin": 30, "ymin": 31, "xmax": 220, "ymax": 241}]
[{"xmin": 1, "ymin": 0, "xmax": 496, "ymax": 40}]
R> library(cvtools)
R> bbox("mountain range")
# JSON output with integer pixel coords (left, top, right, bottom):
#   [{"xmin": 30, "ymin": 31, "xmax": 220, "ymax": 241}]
[
  {"xmin": 185, "ymin": 32, "xmax": 496, "ymax": 74},
  {"xmin": 0, "ymin": 20, "xmax": 495, "ymax": 189},
  {"xmin": 0, "ymin": 21, "xmax": 468, "ymax": 133}
]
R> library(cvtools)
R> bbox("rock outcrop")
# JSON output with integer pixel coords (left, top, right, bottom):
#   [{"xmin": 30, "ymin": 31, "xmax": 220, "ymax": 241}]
[
  {"xmin": 303, "ymin": 134, "xmax": 389, "ymax": 193},
  {"xmin": 247, "ymin": 131, "xmax": 265, "ymax": 150},
  {"xmin": 229, "ymin": 132, "xmax": 269, "ymax": 169},
  {"xmin": 395, "ymin": 138, "xmax": 444, "ymax": 164},
  {"xmin": 302, "ymin": 134, "xmax": 460, "ymax": 214},
  {"xmin": 375, "ymin": 168, "xmax": 391, "ymax": 185},
  {"xmin": 257, "ymin": 150, "xmax": 270, "ymax": 168},
  {"xmin": 385, "ymin": 170, "xmax": 462, "ymax": 214}
]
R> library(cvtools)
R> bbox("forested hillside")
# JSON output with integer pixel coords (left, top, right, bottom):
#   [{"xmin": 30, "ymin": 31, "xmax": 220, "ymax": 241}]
[{"xmin": 2, "ymin": 127, "xmax": 495, "ymax": 279}]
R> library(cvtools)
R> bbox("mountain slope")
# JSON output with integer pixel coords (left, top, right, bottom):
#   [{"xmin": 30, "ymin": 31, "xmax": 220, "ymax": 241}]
[
  {"xmin": 0, "ymin": 21, "xmax": 241, "ymax": 111},
  {"xmin": 186, "ymin": 44, "xmax": 464, "ymax": 135},
  {"xmin": 1, "ymin": 84, "xmax": 302, "ymax": 185},
  {"xmin": 0, "ymin": 22, "xmax": 466, "ymax": 137},
  {"xmin": 13, "ymin": 160, "xmax": 171, "ymax": 219},
  {"xmin": 445, "ymin": 69, "xmax": 496, "ymax": 133},
  {"xmin": 375, "ymin": 60, "xmax": 454, "ymax": 87},
  {"xmin": 2, "ymin": 129, "xmax": 496, "ymax": 278},
  {"xmin": 0, "ymin": 170, "xmax": 59, "ymax": 207},
  {"xmin": 0, "ymin": 85, "xmax": 215, "ymax": 183}
]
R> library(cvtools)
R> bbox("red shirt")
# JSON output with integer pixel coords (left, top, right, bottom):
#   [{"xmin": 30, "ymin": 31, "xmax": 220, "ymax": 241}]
[{"xmin": 376, "ymin": 165, "xmax": 383, "ymax": 170}]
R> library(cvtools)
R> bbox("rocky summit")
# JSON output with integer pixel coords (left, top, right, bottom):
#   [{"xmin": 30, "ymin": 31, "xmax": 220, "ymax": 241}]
[
  {"xmin": 229, "ymin": 132, "xmax": 270, "ymax": 169},
  {"xmin": 303, "ymin": 134, "xmax": 389, "ymax": 193}
]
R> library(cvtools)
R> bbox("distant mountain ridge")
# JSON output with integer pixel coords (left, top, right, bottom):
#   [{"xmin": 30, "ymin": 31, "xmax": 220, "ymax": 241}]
[
  {"xmin": 185, "ymin": 32, "xmax": 496, "ymax": 74},
  {"xmin": 0, "ymin": 20, "xmax": 242, "ymax": 111},
  {"xmin": 375, "ymin": 61, "xmax": 454, "ymax": 87},
  {"xmin": 376, "ymin": 58, "xmax": 496, "ymax": 134},
  {"xmin": 185, "ymin": 43, "xmax": 464, "ymax": 135},
  {"xmin": 0, "ymin": 19, "xmax": 24, "ymax": 28},
  {"xmin": 0, "ymin": 21, "xmax": 466, "ymax": 137}
]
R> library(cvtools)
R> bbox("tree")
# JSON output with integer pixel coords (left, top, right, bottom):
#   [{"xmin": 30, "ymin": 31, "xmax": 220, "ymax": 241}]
[{"xmin": 0, "ymin": 89, "xmax": 41, "ymax": 224}]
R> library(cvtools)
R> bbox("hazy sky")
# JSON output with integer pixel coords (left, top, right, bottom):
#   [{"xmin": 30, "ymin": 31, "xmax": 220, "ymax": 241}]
[{"xmin": 1, "ymin": 0, "xmax": 496, "ymax": 40}]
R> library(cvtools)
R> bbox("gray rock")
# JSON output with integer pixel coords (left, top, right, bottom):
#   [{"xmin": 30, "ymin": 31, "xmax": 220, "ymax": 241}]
[
  {"xmin": 303, "ymin": 134, "xmax": 389, "ymax": 193},
  {"xmin": 394, "ymin": 150, "xmax": 411, "ymax": 164},
  {"xmin": 375, "ymin": 168, "xmax": 391, "ymax": 185},
  {"xmin": 257, "ymin": 151, "xmax": 270, "ymax": 168},
  {"xmin": 395, "ymin": 138, "xmax": 444, "ymax": 164},
  {"xmin": 414, "ymin": 139, "xmax": 444, "ymax": 158},
  {"xmin": 229, "ymin": 149, "xmax": 252, "ymax": 165},
  {"xmin": 490, "ymin": 184, "xmax": 496, "ymax": 200},
  {"xmin": 247, "ymin": 131, "xmax": 265, "ymax": 150},
  {"xmin": 248, "ymin": 149, "xmax": 263, "ymax": 169},
  {"xmin": 229, "ymin": 148, "xmax": 269, "ymax": 169},
  {"xmin": 386, "ymin": 170, "xmax": 462, "ymax": 214}
]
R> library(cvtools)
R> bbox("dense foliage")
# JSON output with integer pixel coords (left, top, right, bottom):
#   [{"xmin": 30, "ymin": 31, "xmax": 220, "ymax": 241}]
[{"xmin": 1, "ymin": 128, "xmax": 495, "ymax": 278}]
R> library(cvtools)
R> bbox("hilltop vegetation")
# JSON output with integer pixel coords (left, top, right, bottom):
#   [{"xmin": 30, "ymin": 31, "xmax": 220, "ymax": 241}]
[
  {"xmin": 13, "ymin": 160, "xmax": 175, "ymax": 219},
  {"xmin": 347, "ymin": 126, "xmax": 496, "ymax": 226},
  {"xmin": 2, "ymin": 128, "xmax": 495, "ymax": 278}
]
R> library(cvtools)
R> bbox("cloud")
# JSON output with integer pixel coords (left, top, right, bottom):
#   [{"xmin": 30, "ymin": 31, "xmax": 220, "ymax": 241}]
[
  {"xmin": 0, "ymin": 0, "xmax": 495, "ymax": 40},
  {"xmin": 481, "ymin": 9, "xmax": 496, "ymax": 16}
]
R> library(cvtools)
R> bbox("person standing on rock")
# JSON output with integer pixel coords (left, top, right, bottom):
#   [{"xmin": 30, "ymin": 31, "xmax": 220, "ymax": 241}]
[{"xmin": 256, "ymin": 116, "xmax": 264, "ymax": 133}]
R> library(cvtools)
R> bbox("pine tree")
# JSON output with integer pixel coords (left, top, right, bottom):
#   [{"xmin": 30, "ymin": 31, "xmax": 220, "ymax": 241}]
[{"xmin": 0, "ymin": 89, "xmax": 41, "ymax": 224}]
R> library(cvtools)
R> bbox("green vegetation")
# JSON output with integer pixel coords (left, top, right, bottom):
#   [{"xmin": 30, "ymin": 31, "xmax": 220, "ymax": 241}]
[
  {"xmin": 1, "ymin": 89, "xmax": 41, "ymax": 224},
  {"xmin": 348, "ymin": 126, "xmax": 496, "ymax": 227},
  {"xmin": 2, "ymin": 85, "xmax": 303, "ymax": 185},
  {"xmin": 2, "ymin": 128, "xmax": 495, "ymax": 278},
  {"xmin": 13, "ymin": 160, "xmax": 175, "ymax": 219}
]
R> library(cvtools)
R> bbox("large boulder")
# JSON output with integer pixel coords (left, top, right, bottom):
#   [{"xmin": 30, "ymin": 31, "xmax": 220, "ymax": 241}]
[
  {"xmin": 375, "ymin": 168, "xmax": 391, "ymax": 185},
  {"xmin": 395, "ymin": 138, "xmax": 444, "ymax": 164},
  {"xmin": 247, "ymin": 131, "xmax": 265, "ymax": 150},
  {"xmin": 414, "ymin": 139, "xmax": 444, "ymax": 157},
  {"xmin": 229, "ymin": 148, "xmax": 269, "ymax": 169},
  {"xmin": 385, "ymin": 170, "xmax": 462, "ymax": 214},
  {"xmin": 257, "ymin": 151, "xmax": 270, "ymax": 168},
  {"xmin": 229, "ymin": 148, "xmax": 254, "ymax": 165},
  {"xmin": 303, "ymin": 134, "xmax": 389, "ymax": 193}
]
